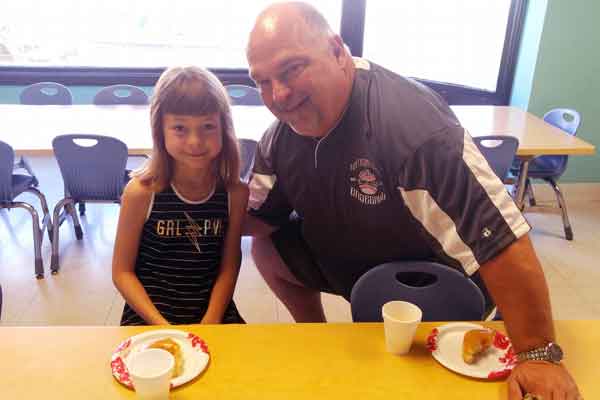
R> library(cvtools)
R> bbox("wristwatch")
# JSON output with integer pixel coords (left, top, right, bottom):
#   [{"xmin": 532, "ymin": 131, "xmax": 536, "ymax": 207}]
[{"xmin": 517, "ymin": 342, "xmax": 564, "ymax": 364}]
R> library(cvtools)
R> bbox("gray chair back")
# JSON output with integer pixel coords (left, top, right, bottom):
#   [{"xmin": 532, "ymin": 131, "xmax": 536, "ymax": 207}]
[
  {"xmin": 52, "ymin": 134, "xmax": 128, "ymax": 201},
  {"xmin": 473, "ymin": 135, "xmax": 519, "ymax": 180},
  {"xmin": 226, "ymin": 84, "xmax": 263, "ymax": 106},
  {"xmin": 93, "ymin": 84, "xmax": 149, "ymax": 105},
  {"xmin": 350, "ymin": 261, "xmax": 486, "ymax": 322},
  {"xmin": 20, "ymin": 82, "xmax": 73, "ymax": 105}
]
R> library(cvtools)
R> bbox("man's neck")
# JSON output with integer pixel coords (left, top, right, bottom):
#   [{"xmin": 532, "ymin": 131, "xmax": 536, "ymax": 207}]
[{"xmin": 316, "ymin": 66, "xmax": 355, "ymax": 139}]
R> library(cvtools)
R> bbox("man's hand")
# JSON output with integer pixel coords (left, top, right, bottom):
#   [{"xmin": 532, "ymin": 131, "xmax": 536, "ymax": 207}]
[{"xmin": 507, "ymin": 361, "xmax": 581, "ymax": 400}]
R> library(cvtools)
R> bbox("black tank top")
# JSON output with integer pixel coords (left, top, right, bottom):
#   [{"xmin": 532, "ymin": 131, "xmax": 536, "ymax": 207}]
[{"xmin": 121, "ymin": 183, "xmax": 243, "ymax": 325}]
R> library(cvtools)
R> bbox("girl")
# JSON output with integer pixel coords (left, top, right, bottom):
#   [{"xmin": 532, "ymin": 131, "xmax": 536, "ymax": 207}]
[{"xmin": 112, "ymin": 66, "xmax": 248, "ymax": 325}]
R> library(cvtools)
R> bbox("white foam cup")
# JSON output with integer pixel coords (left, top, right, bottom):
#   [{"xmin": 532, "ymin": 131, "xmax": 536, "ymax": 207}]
[
  {"xmin": 128, "ymin": 348, "xmax": 174, "ymax": 400},
  {"xmin": 382, "ymin": 301, "xmax": 423, "ymax": 355}
]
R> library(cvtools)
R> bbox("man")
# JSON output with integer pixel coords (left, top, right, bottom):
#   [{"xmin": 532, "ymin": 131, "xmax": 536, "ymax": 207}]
[{"xmin": 244, "ymin": 2, "xmax": 580, "ymax": 399}]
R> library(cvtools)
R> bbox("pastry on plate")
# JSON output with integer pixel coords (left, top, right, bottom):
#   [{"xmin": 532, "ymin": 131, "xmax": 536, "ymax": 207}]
[
  {"xmin": 462, "ymin": 328, "xmax": 495, "ymax": 364},
  {"xmin": 148, "ymin": 337, "xmax": 184, "ymax": 377}
]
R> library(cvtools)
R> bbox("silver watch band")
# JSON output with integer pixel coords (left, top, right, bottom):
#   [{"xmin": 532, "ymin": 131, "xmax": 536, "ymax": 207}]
[
  {"xmin": 517, "ymin": 348, "xmax": 548, "ymax": 362},
  {"xmin": 517, "ymin": 342, "xmax": 563, "ymax": 363}
]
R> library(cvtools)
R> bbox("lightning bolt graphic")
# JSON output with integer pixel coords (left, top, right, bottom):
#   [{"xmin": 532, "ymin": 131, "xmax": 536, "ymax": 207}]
[{"xmin": 183, "ymin": 212, "xmax": 202, "ymax": 253}]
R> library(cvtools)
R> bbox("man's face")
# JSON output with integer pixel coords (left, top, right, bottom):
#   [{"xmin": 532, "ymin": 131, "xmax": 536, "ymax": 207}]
[{"xmin": 247, "ymin": 21, "xmax": 350, "ymax": 137}]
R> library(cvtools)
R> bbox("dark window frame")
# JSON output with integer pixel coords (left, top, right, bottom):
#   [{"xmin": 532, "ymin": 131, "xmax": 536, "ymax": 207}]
[{"xmin": 0, "ymin": 0, "xmax": 526, "ymax": 105}]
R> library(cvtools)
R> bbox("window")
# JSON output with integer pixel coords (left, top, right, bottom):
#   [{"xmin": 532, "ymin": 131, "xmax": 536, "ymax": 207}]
[
  {"xmin": 0, "ymin": 0, "xmax": 340, "ymax": 69},
  {"xmin": 361, "ymin": 0, "xmax": 524, "ymax": 104},
  {"xmin": 0, "ymin": 0, "xmax": 524, "ymax": 104},
  {"xmin": 363, "ymin": 1, "xmax": 511, "ymax": 92}
]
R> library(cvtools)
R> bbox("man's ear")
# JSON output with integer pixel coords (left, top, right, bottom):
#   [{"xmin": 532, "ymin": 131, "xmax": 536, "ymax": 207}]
[{"xmin": 330, "ymin": 34, "xmax": 348, "ymax": 64}]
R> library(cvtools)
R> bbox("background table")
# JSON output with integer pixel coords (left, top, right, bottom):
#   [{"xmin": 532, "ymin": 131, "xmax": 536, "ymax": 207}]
[
  {"xmin": 2, "ymin": 104, "xmax": 594, "ymax": 208},
  {"xmin": 454, "ymin": 106, "xmax": 595, "ymax": 208},
  {"xmin": 453, "ymin": 106, "xmax": 595, "ymax": 156},
  {"xmin": 1, "ymin": 321, "xmax": 597, "ymax": 399},
  {"xmin": 0, "ymin": 104, "xmax": 274, "ymax": 155},
  {"xmin": 3, "ymin": 105, "xmax": 594, "ymax": 156}
]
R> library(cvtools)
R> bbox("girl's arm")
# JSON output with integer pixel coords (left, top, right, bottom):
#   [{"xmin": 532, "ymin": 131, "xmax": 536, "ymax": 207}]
[
  {"xmin": 201, "ymin": 182, "xmax": 249, "ymax": 324},
  {"xmin": 112, "ymin": 178, "xmax": 170, "ymax": 325}
]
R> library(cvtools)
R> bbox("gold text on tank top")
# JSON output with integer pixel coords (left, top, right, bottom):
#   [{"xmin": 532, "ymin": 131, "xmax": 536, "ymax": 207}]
[{"xmin": 155, "ymin": 212, "xmax": 224, "ymax": 253}]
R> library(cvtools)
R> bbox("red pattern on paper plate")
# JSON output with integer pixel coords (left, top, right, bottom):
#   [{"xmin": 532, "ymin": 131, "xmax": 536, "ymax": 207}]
[
  {"xmin": 487, "ymin": 332, "xmax": 517, "ymax": 380},
  {"xmin": 487, "ymin": 368, "xmax": 513, "ymax": 380},
  {"xmin": 426, "ymin": 328, "xmax": 439, "ymax": 352},
  {"xmin": 493, "ymin": 331, "xmax": 511, "ymax": 350},
  {"xmin": 111, "ymin": 355, "xmax": 133, "ymax": 389},
  {"xmin": 188, "ymin": 333, "xmax": 210, "ymax": 354}
]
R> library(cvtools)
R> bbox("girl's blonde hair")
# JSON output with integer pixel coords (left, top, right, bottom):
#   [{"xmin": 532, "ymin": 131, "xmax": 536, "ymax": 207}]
[{"xmin": 134, "ymin": 65, "xmax": 240, "ymax": 190}]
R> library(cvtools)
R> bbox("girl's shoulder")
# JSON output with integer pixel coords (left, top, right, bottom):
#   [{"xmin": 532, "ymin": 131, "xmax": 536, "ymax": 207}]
[
  {"xmin": 122, "ymin": 177, "xmax": 159, "ymax": 202},
  {"xmin": 225, "ymin": 180, "xmax": 249, "ymax": 212},
  {"xmin": 226, "ymin": 180, "xmax": 249, "ymax": 200}
]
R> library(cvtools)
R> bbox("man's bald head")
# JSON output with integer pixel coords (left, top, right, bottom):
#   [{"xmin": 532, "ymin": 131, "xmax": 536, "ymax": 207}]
[{"xmin": 247, "ymin": 2, "xmax": 334, "ymax": 57}]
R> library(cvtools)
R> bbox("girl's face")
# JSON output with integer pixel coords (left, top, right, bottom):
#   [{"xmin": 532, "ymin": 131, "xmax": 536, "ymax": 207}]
[{"xmin": 163, "ymin": 112, "xmax": 223, "ymax": 172}]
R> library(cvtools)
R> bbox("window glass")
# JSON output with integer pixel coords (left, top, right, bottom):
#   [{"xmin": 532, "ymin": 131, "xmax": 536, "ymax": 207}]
[
  {"xmin": 0, "ymin": 0, "xmax": 341, "ymax": 68},
  {"xmin": 362, "ymin": 1, "xmax": 512, "ymax": 91}
]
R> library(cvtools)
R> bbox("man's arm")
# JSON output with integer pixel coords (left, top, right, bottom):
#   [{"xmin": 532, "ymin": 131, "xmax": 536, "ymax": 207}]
[
  {"xmin": 479, "ymin": 234, "xmax": 581, "ymax": 400},
  {"xmin": 478, "ymin": 234, "xmax": 553, "ymax": 352}
]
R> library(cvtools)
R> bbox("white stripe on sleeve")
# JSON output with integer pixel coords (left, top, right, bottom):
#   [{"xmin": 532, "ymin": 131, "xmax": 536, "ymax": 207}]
[
  {"xmin": 248, "ymin": 173, "xmax": 277, "ymax": 210},
  {"xmin": 462, "ymin": 130, "xmax": 530, "ymax": 239},
  {"xmin": 398, "ymin": 188, "xmax": 481, "ymax": 275}
]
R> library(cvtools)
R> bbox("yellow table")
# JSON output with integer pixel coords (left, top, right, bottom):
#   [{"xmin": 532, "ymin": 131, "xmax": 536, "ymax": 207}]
[{"xmin": 1, "ymin": 321, "xmax": 597, "ymax": 399}]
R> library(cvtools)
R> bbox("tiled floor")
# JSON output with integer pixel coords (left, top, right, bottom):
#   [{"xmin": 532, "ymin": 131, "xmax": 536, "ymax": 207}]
[{"xmin": 1, "ymin": 155, "xmax": 599, "ymax": 325}]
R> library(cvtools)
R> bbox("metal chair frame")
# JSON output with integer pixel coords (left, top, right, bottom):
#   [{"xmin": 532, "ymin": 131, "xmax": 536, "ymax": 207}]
[{"xmin": 1, "ymin": 140, "xmax": 52, "ymax": 278}]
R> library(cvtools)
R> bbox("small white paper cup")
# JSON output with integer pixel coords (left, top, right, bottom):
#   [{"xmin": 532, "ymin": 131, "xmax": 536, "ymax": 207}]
[
  {"xmin": 382, "ymin": 301, "xmax": 423, "ymax": 355},
  {"xmin": 129, "ymin": 348, "xmax": 174, "ymax": 400}
]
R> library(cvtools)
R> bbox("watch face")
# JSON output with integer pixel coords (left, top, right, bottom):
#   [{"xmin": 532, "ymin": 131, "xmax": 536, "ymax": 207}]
[{"xmin": 548, "ymin": 343, "xmax": 563, "ymax": 362}]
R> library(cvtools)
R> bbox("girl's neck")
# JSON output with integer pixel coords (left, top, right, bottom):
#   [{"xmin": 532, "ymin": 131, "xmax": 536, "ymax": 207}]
[{"xmin": 171, "ymin": 165, "xmax": 217, "ymax": 201}]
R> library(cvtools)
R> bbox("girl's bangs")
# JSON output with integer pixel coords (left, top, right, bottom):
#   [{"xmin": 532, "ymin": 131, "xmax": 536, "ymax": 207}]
[{"xmin": 161, "ymin": 80, "xmax": 220, "ymax": 116}]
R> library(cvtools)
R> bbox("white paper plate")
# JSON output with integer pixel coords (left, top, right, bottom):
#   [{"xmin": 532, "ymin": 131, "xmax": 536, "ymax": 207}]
[
  {"xmin": 426, "ymin": 322, "xmax": 516, "ymax": 379},
  {"xmin": 111, "ymin": 329, "xmax": 210, "ymax": 389}
]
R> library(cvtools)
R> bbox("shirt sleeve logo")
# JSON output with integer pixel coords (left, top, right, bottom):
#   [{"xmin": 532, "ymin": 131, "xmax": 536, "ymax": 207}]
[{"xmin": 349, "ymin": 158, "xmax": 387, "ymax": 205}]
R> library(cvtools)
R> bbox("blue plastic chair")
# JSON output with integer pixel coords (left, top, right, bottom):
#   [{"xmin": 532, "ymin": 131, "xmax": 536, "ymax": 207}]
[
  {"xmin": 93, "ymin": 84, "xmax": 149, "ymax": 105},
  {"xmin": 225, "ymin": 84, "xmax": 263, "ymax": 106},
  {"xmin": 19, "ymin": 82, "xmax": 73, "ymax": 105},
  {"xmin": 239, "ymin": 138, "xmax": 258, "ymax": 182},
  {"xmin": 512, "ymin": 108, "xmax": 581, "ymax": 240},
  {"xmin": 1, "ymin": 140, "xmax": 52, "ymax": 278},
  {"xmin": 51, "ymin": 134, "xmax": 129, "ymax": 273},
  {"xmin": 472, "ymin": 135, "xmax": 519, "ymax": 181},
  {"xmin": 350, "ymin": 261, "xmax": 486, "ymax": 322}
]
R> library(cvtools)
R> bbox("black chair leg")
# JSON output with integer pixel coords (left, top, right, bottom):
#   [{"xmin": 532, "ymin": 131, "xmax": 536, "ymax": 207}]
[
  {"xmin": 547, "ymin": 178, "xmax": 573, "ymax": 241},
  {"xmin": 526, "ymin": 178, "xmax": 536, "ymax": 206}
]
